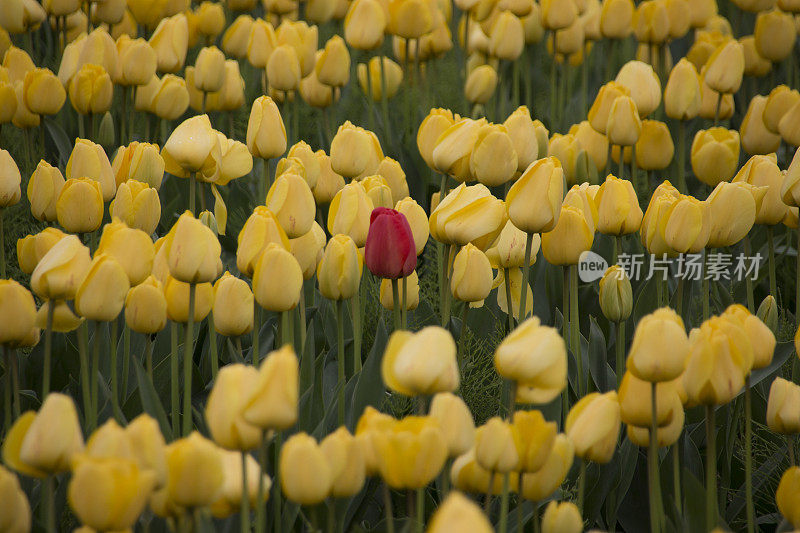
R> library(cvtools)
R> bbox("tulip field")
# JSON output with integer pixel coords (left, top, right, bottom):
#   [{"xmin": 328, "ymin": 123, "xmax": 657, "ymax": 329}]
[{"xmin": 7, "ymin": 0, "xmax": 800, "ymax": 532}]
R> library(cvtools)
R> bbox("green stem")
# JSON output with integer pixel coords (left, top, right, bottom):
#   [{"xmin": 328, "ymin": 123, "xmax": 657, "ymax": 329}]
[
  {"xmin": 499, "ymin": 473, "xmax": 510, "ymax": 533},
  {"xmin": 261, "ymin": 158, "xmax": 271, "ymax": 203},
  {"xmin": 90, "ymin": 320, "xmax": 100, "ymax": 431},
  {"xmin": 122, "ymin": 323, "xmax": 130, "ymax": 404},
  {"xmin": 392, "ymin": 279, "xmax": 401, "ymax": 331},
  {"xmin": 442, "ymin": 245, "xmax": 456, "ymax": 326},
  {"xmin": 253, "ymin": 304, "xmax": 261, "ymax": 366},
  {"xmin": 577, "ymin": 459, "xmax": 586, "ymax": 514},
  {"xmin": 379, "ymin": 56, "xmax": 392, "ymax": 145},
  {"xmin": 768, "ymin": 227, "xmax": 777, "ymax": 298},
  {"xmin": 678, "ymin": 121, "xmax": 687, "ymax": 193},
  {"xmin": 256, "ymin": 431, "xmax": 267, "ymax": 533},
  {"xmin": 401, "ymin": 276, "xmax": 408, "ymax": 330},
  {"xmin": 144, "ymin": 334, "xmax": 153, "ymax": 384},
  {"xmin": 570, "ymin": 265, "xmax": 581, "ymax": 398},
  {"xmin": 299, "ymin": 284, "xmax": 307, "ymax": 355},
  {"xmin": 673, "ymin": 440, "xmax": 682, "ymax": 515},
  {"xmin": 282, "ymin": 310, "xmax": 293, "ymax": 348},
  {"xmin": 550, "ymin": 31, "xmax": 557, "ymax": 130},
  {"xmin": 120, "ymin": 86, "xmax": 128, "ymax": 145},
  {"xmin": 618, "ymin": 145, "xmax": 624, "ymax": 181},
  {"xmin": 744, "ymin": 236, "xmax": 755, "ymax": 313},
  {"xmin": 383, "ymin": 483, "xmax": 395, "ymax": 533},
  {"xmin": 458, "ymin": 305, "xmax": 469, "ymax": 370},
  {"xmin": 518, "ymin": 232, "xmax": 534, "ymax": 320},
  {"xmin": 171, "ymin": 321, "xmax": 179, "ymax": 435},
  {"xmin": 209, "ymin": 315, "xmax": 218, "ymax": 378},
  {"xmin": 365, "ymin": 52, "xmax": 375, "ymax": 131},
  {"xmin": 415, "ymin": 487, "xmax": 424, "ymax": 533},
  {"xmin": 648, "ymin": 382, "xmax": 662, "ymax": 533},
  {"xmin": 110, "ymin": 319, "xmax": 120, "ymax": 421},
  {"xmin": 44, "ymin": 475, "xmax": 55, "ymax": 533},
  {"xmin": 241, "ymin": 451, "xmax": 251, "ymax": 533},
  {"xmin": 615, "ymin": 320, "xmax": 625, "ymax": 388},
  {"xmin": 273, "ymin": 432, "xmax": 282, "ymax": 533},
  {"xmin": 327, "ymin": 499, "xmax": 336, "ymax": 533},
  {"xmin": 43, "ymin": 299, "xmax": 55, "ymax": 399},
  {"xmin": 532, "ymin": 500, "xmax": 540, "ymax": 533},
  {"xmin": 703, "ymin": 249, "xmax": 710, "ymax": 321},
  {"xmin": 795, "ymin": 224, "xmax": 799, "ymax": 324},
  {"xmin": 78, "ymin": 322, "xmax": 91, "ymax": 428},
  {"xmin": 190, "ymin": 174, "xmax": 196, "ymax": 214},
  {"xmin": 706, "ymin": 404, "xmax": 717, "ymax": 532},
  {"xmin": 183, "ymin": 283, "xmax": 196, "ymax": 436},
  {"xmin": 789, "ymin": 435, "xmax": 796, "ymax": 466},
  {"xmin": 504, "ymin": 268, "xmax": 514, "ymax": 332},
  {"xmin": 3, "ymin": 347, "xmax": 10, "ymax": 434},
  {"xmin": 352, "ymin": 286, "xmax": 362, "ymax": 372},
  {"xmin": 336, "ymin": 300, "xmax": 345, "ymax": 427},
  {"xmin": 745, "ymin": 376, "xmax": 754, "ymax": 533},
  {"xmin": 0, "ymin": 209, "xmax": 5, "ymax": 278},
  {"xmin": 713, "ymin": 91, "xmax": 721, "ymax": 127}
]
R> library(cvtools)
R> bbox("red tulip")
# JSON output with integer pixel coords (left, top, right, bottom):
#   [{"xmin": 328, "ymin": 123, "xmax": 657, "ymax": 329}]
[{"xmin": 364, "ymin": 207, "xmax": 417, "ymax": 279}]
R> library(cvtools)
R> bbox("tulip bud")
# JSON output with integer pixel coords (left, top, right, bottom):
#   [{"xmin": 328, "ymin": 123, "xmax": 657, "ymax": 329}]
[
  {"xmin": 330, "ymin": 121, "xmax": 383, "ymax": 179},
  {"xmin": 30, "ymin": 234, "xmax": 92, "ymax": 301},
  {"xmin": 450, "ymin": 243, "xmax": 492, "ymax": 303},
  {"xmin": 635, "ymin": 120, "xmax": 673, "ymax": 170},
  {"xmin": 429, "ymin": 392, "xmax": 476, "ymax": 457},
  {"xmin": 0, "ymin": 280, "xmax": 37, "ymax": 347},
  {"xmin": 252, "ymin": 242, "xmax": 302, "ymax": 312},
  {"xmin": 767, "ymin": 377, "xmax": 800, "ymax": 434},
  {"xmin": 164, "ymin": 432, "xmax": 224, "ymax": 508},
  {"xmin": 382, "ymin": 326, "xmax": 459, "ymax": 395},
  {"xmin": 588, "ymin": 81, "xmax": 630, "ymax": 134},
  {"xmin": 193, "ymin": 46, "xmax": 225, "ymax": 94},
  {"xmin": 3, "ymin": 393, "xmax": 84, "ymax": 477},
  {"xmin": 464, "ymin": 64, "xmax": 497, "ymax": 104},
  {"xmin": 597, "ymin": 265, "xmax": 632, "ymax": 322},
  {"xmin": 513, "ymin": 409, "xmax": 557, "ymax": 472},
  {"xmin": 222, "ymin": 15, "xmax": 254, "ymax": 60},
  {"xmin": 210, "ymin": 450, "xmax": 269, "ymax": 518},
  {"xmin": 703, "ymin": 39, "xmax": 744, "ymax": 94},
  {"xmin": 690, "ymin": 127, "xmax": 740, "ymax": 186},
  {"xmin": 327, "ymin": 182, "xmax": 374, "ymax": 246},
  {"xmin": 163, "ymin": 114, "xmax": 220, "ymax": 174},
  {"xmin": 75, "ymin": 254, "xmax": 130, "ymax": 321},
  {"xmin": 16, "ymin": 227, "xmax": 66, "ymax": 274},
  {"xmin": 236, "ymin": 206, "xmax": 290, "ymax": 278},
  {"xmin": 357, "ymin": 56, "xmax": 403, "ymax": 101},
  {"xmin": 520, "ymin": 433, "xmax": 574, "ymax": 501},
  {"xmin": 777, "ymin": 466, "xmax": 800, "ymax": 528},
  {"xmin": 264, "ymin": 172, "xmax": 315, "ymax": 238},
  {"xmin": 149, "ymin": 13, "xmax": 189, "ymax": 73},
  {"xmin": 0, "ymin": 465, "xmax": 31, "ymax": 532},
  {"xmin": 778, "ymin": 99, "xmax": 800, "ymax": 147},
  {"xmin": 66, "ymin": 138, "xmax": 116, "ymax": 201},
  {"xmin": 0, "ymin": 148, "xmax": 21, "ymax": 208},
  {"xmin": 417, "ymin": 108, "xmax": 455, "ymax": 170},
  {"xmin": 541, "ymin": 501, "xmax": 583, "ymax": 533},
  {"xmin": 615, "ymin": 60, "xmax": 661, "ymax": 117},
  {"xmin": 211, "ymin": 272, "xmax": 254, "ymax": 337},
  {"xmin": 150, "ymin": 74, "xmax": 189, "ymax": 121},
  {"xmin": 764, "ymin": 85, "xmax": 800, "ymax": 134},
  {"xmin": 754, "ymin": 9, "xmax": 795, "ymax": 63},
  {"xmin": 313, "ymin": 151, "xmax": 345, "ymax": 205},
  {"xmin": 474, "ymin": 417, "xmax": 521, "ymax": 473},
  {"xmin": 541, "ymin": 0, "xmax": 578, "ymax": 30},
  {"xmin": 594, "ymin": 175, "xmax": 642, "ymax": 236},
  {"xmin": 606, "ymin": 94, "xmax": 641, "ymax": 146},
  {"xmin": 706, "ymin": 181, "xmax": 764, "ymax": 248},
  {"xmin": 109, "ymin": 180, "xmax": 161, "ymax": 235},
  {"xmin": 740, "ymin": 95, "xmax": 781, "ymax": 156},
  {"xmin": 316, "ymin": 35, "xmax": 350, "ymax": 88},
  {"xmin": 125, "ymin": 276, "xmax": 167, "ymax": 334},
  {"xmin": 565, "ymin": 391, "xmax": 621, "ymax": 463},
  {"xmin": 116, "ymin": 36, "xmax": 157, "ymax": 86},
  {"xmin": 541, "ymin": 205, "xmax": 594, "ymax": 265},
  {"xmin": 430, "ymin": 183, "xmax": 507, "ymax": 249},
  {"xmin": 344, "ymin": 0, "xmax": 387, "ymax": 50},
  {"xmin": 757, "ymin": 295, "xmax": 778, "ymax": 333},
  {"xmin": 164, "ymin": 277, "xmax": 213, "ymax": 323},
  {"xmin": 365, "ymin": 207, "xmax": 417, "ymax": 279},
  {"xmin": 372, "ymin": 416, "xmax": 447, "ymax": 489},
  {"xmin": 427, "ymin": 492, "xmax": 493, "ymax": 533},
  {"xmin": 277, "ymin": 433, "xmax": 332, "ymax": 505},
  {"xmin": 23, "ymin": 67, "xmax": 65, "ymax": 116},
  {"xmin": 470, "ymin": 123, "xmax": 518, "ymax": 187},
  {"xmin": 205, "ymin": 363, "xmax": 261, "ymax": 451},
  {"xmin": 733, "ymin": 154, "xmax": 786, "ymax": 225},
  {"xmin": 320, "ymin": 427, "xmax": 366, "ymax": 498},
  {"xmin": 68, "ymin": 63, "xmax": 113, "ymax": 115},
  {"xmin": 664, "ymin": 58, "xmax": 701, "ymax": 120},
  {"xmin": 243, "ymin": 345, "xmax": 298, "ymax": 430}
]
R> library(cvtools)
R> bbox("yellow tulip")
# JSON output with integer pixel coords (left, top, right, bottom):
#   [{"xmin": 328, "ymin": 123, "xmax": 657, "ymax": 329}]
[
  {"xmin": 547, "ymin": 133, "xmax": 586, "ymax": 186},
  {"xmin": 754, "ymin": 8, "xmax": 795, "ymax": 62},
  {"xmin": 570, "ymin": 120, "xmax": 608, "ymax": 173},
  {"xmin": 205, "ymin": 363, "xmax": 261, "ymax": 451},
  {"xmin": 598, "ymin": 265, "xmax": 633, "ymax": 322},
  {"xmin": 210, "ymin": 450, "xmax": 269, "ymax": 519},
  {"xmin": 3, "ymin": 393, "xmax": 84, "ymax": 477},
  {"xmin": 706, "ymin": 181, "xmax": 764, "ymax": 248},
  {"xmin": 429, "ymin": 392, "xmax": 476, "ymax": 457},
  {"xmin": 373, "ymin": 416, "xmax": 448, "ymax": 489},
  {"xmin": 382, "ymin": 326, "xmax": 459, "ymax": 396},
  {"xmin": 521, "ymin": 433, "xmax": 574, "ymax": 501},
  {"xmin": 767, "ymin": 377, "xmax": 800, "ymax": 434},
  {"xmin": 633, "ymin": 0, "xmax": 670, "ymax": 44},
  {"xmin": 193, "ymin": 46, "xmax": 225, "ymax": 94},
  {"xmin": 316, "ymin": 35, "xmax": 350, "ymax": 88},
  {"xmin": 149, "ymin": 74, "xmax": 189, "ymax": 121},
  {"xmin": 149, "ymin": 13, "xmax": 189, "ymax": 73},
  {"xmin": 252, "ymin": 242, "xmax": 303, "ymax": 311},
  {"xmin": 504, "ymin": 106, "xmax": 543, "ymax": 171},
  {"xmin": 615, "ymin": 60, "xmax": 661, "ymax": 117},
  {"xmin": 312, "ymin": 151, "xmax": 345, "ymax": 205},
  {"xmin": 541, "ymin": 501, "xmax": 583, "ymax": 533},
  {"xmin": 109, "ymin": 179, "xmax": 161, "ymax": 235},
  {"xmin": 588, "ymin": 81, "xmax": 630, "ymax": 134},
  {"xmin": 241, "ymin": 345, "xmax": 298, "ymax": 430},
  {"xmin": 430, "ymin": 183, "xmax": 506, "ymax": 249},
  {"xmin": 495, "ymin": 268, "xmax": 533, "ymax": 322},
  {"xmin": 377, "ymin": 157, "xmax": 409, "ymax": 205},
  {"xmin": 733, "ymin": 154, "xmax": 786, "ymax": 225},
  {"xmin": 68, "ymin": 63, "xmax": 113, "ymax": 115},
  {"xmin": 265, "ymin": 172, "xmax": 316, "ymax": 238},
  {"xmin": 111, "ymin": 142, "xmax": 164, "ymax": 189},
  {"xmin": 0, "ymin": 280, "xmax": 36, "ymax": 347},
  {"xmin": 0, "ymin": 0, "xmax": 45, "ymax": 34},
  {"xmin": 513, "ymin": 409, "xmax": 557, "ymax": 472},
  {"xmin": 116, "ymin": 35, "xmax": 157, "ymax": 87},
  {"xmin": 541, "ymin": 0, "xmax": 578, "ymax": 30},
  {"xmin": 664, "ymin": 58, "xmax": 702, "ymax": 120},
  {"xmin": 344, "ymin": 0, "xmax": 387, "ymax": 50},
  {"xmin": 432, "ymin": 116, "xmax": 485, "ymax": 181},
  {"xmin": 327, "ymin": 182, "xmax": 374, "ymax": 246},
  {"xmin": 162, "ymin": 210, "xmax": 222, "ymax": 284},
  {"xmin": 163, "ymin": 114, "xmax": 220, "ymax": 174},
  {"xmin": 565, "ymin": 392, "xmax": 621, "ymax": 463},
  {"xmin": 474, "ymin": 417, "xmax": 521, "ymax": 473},
  {"xmin": 486, "ymin": 219, "xmax": 541, "ymax": 269},
  {"xmin": 317, "ymin": 233, "xmax": 362, "ymax": 300},
  {"xmin": 330, "ymin": 121, "xmax": 383, "ymax": 179},
  {"xmin": 0, "ymin": 465, "xmax": 31, "ymax": 533},
  {"xmin": 320, "ymin": 427, "xmax": 366, "ymax": 498},
  {"xmin": 740, "ymin": 95, "xmax": 781, "ymax": 156},
  {"xmin": 464, "ymin": 64, "xmax": 498, "ymax": 105},
  {"xmin": 0, "ymin": 148, "xmax": 21, "ymax": 207},
  {"xmin": 246, "ymin": 18, "xmax": 277, "ymax": 70},
  {"xmin": 618, "ymin": 371, "xmax": 682, "ymax": 427},
  {"xmin": 0, "ymin": 81, "xmax": 17, "ymax": 124},
  {"xmin": 470, "ymin": 123, "xmax": 518, "ymax": 187},
  {"xmin": 164, "ymin": 432, "xmax": 224, "ymax": 507},
  {"xmin": 690, "ymin": 127, "xmax": 740, "ymax": 186},
  {"xmin": 741, "ymin": 35, "xmax": 771, "ymax": 78},
  {"xmin": 606, "ymin": 94, "xmax": 641, "ymax": 146},
  {"xmin": 488, "ymin": 10, "xmax": 525, "ymax": 60},
  {"xmin": 30, "ymin": 234, "xmax": 92, "ymax": 300},
  {"xmin": 74, "ymin": 254, "xmax": 130, "ymax": 321},
  {"xmin": 682, "ymin": 317, "xmax": 751, "ymax": 406},
  {"xmin": 357, "ymin": 56, "xmax": 403, "ymax": 101},
  {"xmin": 777, "ymin": 466, "xmax": 800, "ymax": 528},
  {"xmin": 450, "ymin": 243, "xmax": 493, "ymax": 303},
  {"xmin": 541, "ymin": 205, "xmax": 594, "ymax": 265},
  {"xmin": 16, "ymin": 227, "xmax": 66, "ymax": 274},
  {"xmin": 626, "ymin": 307, "xmax": 689, "ymax": 382},
  {"xmin": 764, "ymin": 85, "xmax": 799, "ymax": 134},
  {"xmin": 35, "ymin": 299, "xmax": 82, "ymax": 332},
  {"xmin": 66, "ymin": 137, "xmax": 116, "ymax": 201},
  {"xmin": 703, "ymin": 39, "xmax": 744, "ymax": 94},
  {"xmin": 594, "ymin": 175, "xmax": 642, "ymax": 236},
  {"xmin": 68, "ymin": 455, "xmax": 156, "ymax": 531},
  {"xmin": 236, "ymin": 206, "xmax": 290, "ymax": 277},
  {"xmin": 23, "ymin": 67, "xmax": 65, "ymax": 115},
  {"xmin": 427, "ymin": 492, "xmax": 493, "ymax": 533},
  {"xmin": 125, "ymin": 276, "xmax": 167, "ymax": 334},
  {"xmin": 212, "ymin": 272, "xmax": 254, "ymax": 337},
  {"xmin": 626, "ymin": 393, "xmax": 685, "ymax": 448},
  {"xmin": 222, "ymin": 15, "xmax": 253, "ymax": 59},
  {"xmin": 635, "ymin": 120, "xmax": 673, "ymax": 170},
  {"xmin": 495, "ymin": 317, "xmax": 567, "ymax": 403},
  {"xmin": 417, "ymin": 108, "xmax": 455, "ymax": 170},
  {"xmin": 163, "ymin": 277, "xmax": 214, "ymax": 323},
  {"xmin": 720, "ymin": 304, "xmax": 775, "ymax": 370},
  {"xmin": 379, "ymin": 270, "xmax": 421, "ymax": 310},
  {"xmin": 279, "ymin": 433, "xmax": 332, "ymax": 505}
]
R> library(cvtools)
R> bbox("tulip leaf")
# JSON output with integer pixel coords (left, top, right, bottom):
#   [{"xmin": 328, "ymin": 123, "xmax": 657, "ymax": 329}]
[
  {"xmin": 587, "ymin": 316, "xmax": 615, "ymax": 393},
  {"xmin": 132, "ymin": 354, "xmax": 173, "ymax": 442},
  {"xmin": 43, "ymin": 117, "xmax": 72, "ymax": 167},
  {"xmin": 632, "ymin": 277, "xmax": 658, "ymax": 324},
  {"xmin": 349, "ymin": 318, "xmax": 388, "ymax": 429}
]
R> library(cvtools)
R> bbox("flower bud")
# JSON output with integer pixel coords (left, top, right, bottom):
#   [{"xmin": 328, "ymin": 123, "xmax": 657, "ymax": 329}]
[
  {"xmin": 320, "ymin": 427, "xmax": 366, "ymax": 498},
  {"xmin": 327, "ymin": 182, "xmax": 374, "ymax": 246},
  {"xmin": 598, "ymin": 266, "xmax": 632, "ymax": 322},
  {"xmin": 429, "ymin": 392, "xmax": 476, "ymax": 457},
  {"xmin": 344, "ymin": 0, "xmax": 387, "ymax": 50},
  {"xmin": 243, "ymin": 345, "xmax": 299, "ymax": 430},
  {"xmin": 706, "ymin": 181, "xmax": 764, "ymax": 248},
  {"xmin": 252, "ymin": 242, "xmax": 303, "ymax": 312},
  {"xmin": 75, "ymin": 254, "xmax": 130, "ymax": 321},
  {"xmin": 0, "ymin": 280, "xmax": 36, "ymax": 347},
  {"xmin": 474, "ymin": 417, "xmax": 521, "ymax": 473},
  {"xmin": 116, "ymin": 36, "xmax": 157, "ymax": 86},
  {"xmin": 373, "ymin": 416, "xmax": 448, "ymax": 489},
  {"xmin": 417, "ymin": 108, "xmax": 455, "ymax": 170},
  {"xmin": 210, "ymin": 450, "xmax": 269, "ymax": 518},
  {"xmin": 30, "ymin": 234, "xmax": 92, "ymax": 301},
  {"xmin": 16, "ymin": 227, "xmax": 66, "ymax": 275},
  {"xmin": 317, "ymin": 234, "xmax": 362, "ymax": 300},
  {"xmin": 541, "ymin": 205, "xmax": 594, "ymax": 265},
  {"xmin": 382, "ymin": 326, "xmax": 459, "ymax": 396},
  {"xmin": 149, "ymin": 13, "xmax": 189, "ymax": 73},
  {"xmin": 450, "ymin": 243, "xmax": 492, "ymax": 303},
  {"xmin": 470, "ymin": 123, "xmax": 518, "ymax": 187},
  {"xmin": 464, "ymin": 64, "xmax": 497, "ymax": 104},
  {"xmin": 357, "ymin": 56, "xmax": 403, "ymax": 101},
  {"xmin": 767, "ymin": 377, "xmax": 800, "ymax": 434},
  {"xmin": 66, "ymin": 137, "xmax": 116, "ymax": 201},
  {"xmin": 541, "ymin": 501, "xmax": 583, "ymax": 533},
  {"xmin": 26, "ymin": 160, "xmax": 63, "ymax": 222},
  {"xmin": 690, "ymin": 127, "xmax": 740, "ymax": 186},
  {"xmin": 565, "ymin": 391, "xmax": 621, "ymax": 463},
  {"xmin": 0, "ymin": 465, "xmax": 30, "ymax": 532},
  {"xmin": 280, "ymin": 433, "xmax": 333, "ymax": 505},
  {"xmin": 615, "ymin": 60, "xmax": 661, "ymax": 117},
  {"xmin": 606, "ymin": 94, "xmax": 641, "ymax": 146},
  {"xmin": 740, "ymin": 95, "xmax": 781, "ymax": 156},
  {"xmin": 427, "ymin": 492, "xmax": 493, "ymax": 533},
  {"xmin": 754, "ymin": 9, "xmax": 795, "ymax": 62},
  {"xmin": 23, "ymin": 67, "xmax": 65, "ymax": 115},
  {"xmin": 757, "ymin": 295, "xmax": 778, "ymax": 333},
  {"xmin": 68, "ymin": 63, "xmax": 113, "ymax": 115},
  {"xmin": 588, "ymin": 81, "xmax": 630, "ymax": 134},
  {"xmin": 205, "ymin": 363, "xmax": 261, "ymax": 451},
  {"xmin": 164, "ymin": 277, "xmax": 213, "ymax": 323},
  {"xmin": 125, "ymin": 276, "xmax": 167, "ymax": 334},
  {"xmin": 777, "ymin": 466, "xmax": 800, "ymax": 528},
  {"xmin": 164, "ymin": 432, "xmax": 224, "ymax": 508},
  {"xmin": 664, "ymin": 58, "xmax": 701, "ymax": 120},
  {"xmin": 703, "ymin": 39, "xmax": 744, "ymax": 94}
]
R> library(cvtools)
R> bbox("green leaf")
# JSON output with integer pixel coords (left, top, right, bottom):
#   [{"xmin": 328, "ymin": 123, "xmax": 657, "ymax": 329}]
[
  {"xmin": 349, "ymin": 318, "xmax": 388, "ymax": 429},
  {"xmin": 43, "ymin": 117, "xmax": 72, "ymax": 167},
  {"xmin": 132, "ymin": 354, "xmax": 173, "ymax": 442}
]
